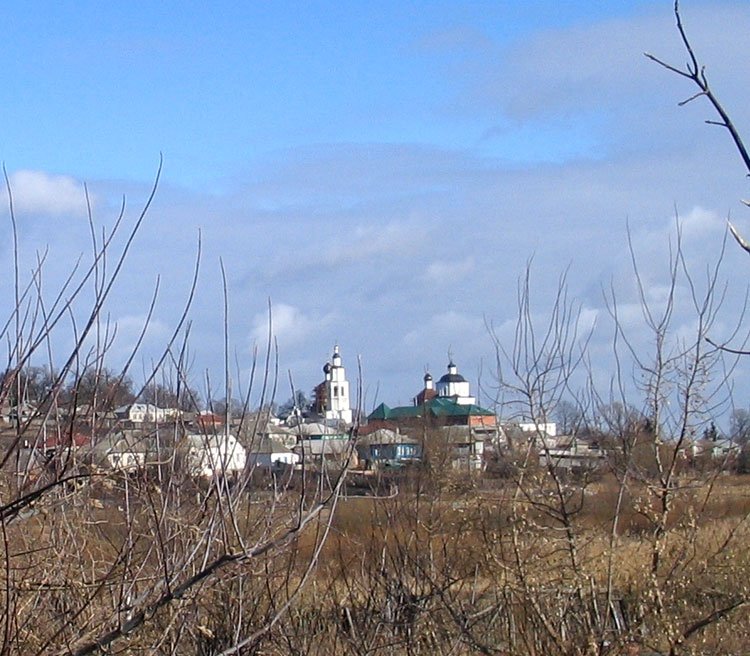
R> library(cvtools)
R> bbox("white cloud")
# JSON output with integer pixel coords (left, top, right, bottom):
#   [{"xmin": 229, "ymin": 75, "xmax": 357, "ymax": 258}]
[
  {"xmin": 423, "ymin": 256, "xmax": 475, "ymax": 283},
  {"xmin": 114, "ymin": 314, "xmax": 171, "ymax": 345},
  {"xmin": 326, "ymin": 221, "xmax": 419, "ymax": 266},
  {"xmin": 403, "ymin": 310, "xmax": 485, "ymax": 348},
  {"xmin": 678, "ymin": 206, "xmax": 723, "ymax": 239},
  {"xmin": 68, "ymin": 314, "xmax": 171, "ymax": 374},
  {"xmin": 577, "ymin": 307, "xmax": 599, "ymax": 335},
  {"xmin": 467, "ymin": 4, "xmax": 750, "ymax": 122},
  {"xmin": 632, "ymin": 206, "xmax": 725, "ymax": 250},
  {"xmin": 249, "ymin": 303, "xmax": 336, "ymax": 349},
  {"xmin": 6, "ymin": 170, "xmax": 92, "ymax": 217}
]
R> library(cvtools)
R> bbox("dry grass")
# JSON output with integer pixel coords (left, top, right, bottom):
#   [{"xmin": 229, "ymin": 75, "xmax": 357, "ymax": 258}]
[
  {"xmin": 288, "ymin": 473, "xmax": 750, "ymax": 655},
  {"xmin": 1, "ymin": 471, "xmax": 749, "ymax": 654}
]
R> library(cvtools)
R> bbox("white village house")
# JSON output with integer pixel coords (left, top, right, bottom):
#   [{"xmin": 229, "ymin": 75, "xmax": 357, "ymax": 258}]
[
  {"xmin": 538, "ymin": 436, "xmax": 606, "ymax": 473},
  {"xmin": 246, "ymin": 436, "xmax": 300, "ymax": 470},
  {"xmin": 182, "ymin": 433, "xmax": 246, "ymax": 478},
  {"xmin": 89, "ymin": 433, "xmax": 152, "ymax": 472},
  {"xmin": 293, "ymin": 422, "xmax": 351, "ymax": 463},
  {"xmin": 114, "ymin": 403, "xmax": 180, "ymax": 424}
]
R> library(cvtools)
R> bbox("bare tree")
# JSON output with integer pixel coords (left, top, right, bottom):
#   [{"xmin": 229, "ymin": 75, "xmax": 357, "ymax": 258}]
[
  {"xmin": 67, "ymin": 366, "xmax": 136, "ymax": 410},
  {"xmin": 480, "ymin": 221, "xmax": 750, "ymax": 655},
  {"xmin": 729, "ymin": 407, "xmax": 750, "ymax": 444},
  {"xmin": 0, "ymin": 164, "xmax": 356, "ymax": 654},
  {"xmin": 646, "ymin": 1, "xmax": 750, "ymax": 267}
]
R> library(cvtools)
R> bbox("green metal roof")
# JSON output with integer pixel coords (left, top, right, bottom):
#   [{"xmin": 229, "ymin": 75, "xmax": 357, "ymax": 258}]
[
  {"xmin": 367, "ymin": 397, "xmax": 495, "ymax": 422},
  {"xmin": 368, "ymin": 403, "xmax": 423, "ymax": 420},
  {"xmin": 368, "ymin": 403, "xmax": 391, "ymax": 420},
  {"xmin": 425, "ymin": 397, "xmax": 495, "ymax": 417}
]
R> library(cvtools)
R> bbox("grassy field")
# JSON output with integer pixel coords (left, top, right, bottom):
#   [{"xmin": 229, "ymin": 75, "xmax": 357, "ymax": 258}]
[{"xmin": 0, "ymin": 469, "xmax": 749, "ymax": 654}]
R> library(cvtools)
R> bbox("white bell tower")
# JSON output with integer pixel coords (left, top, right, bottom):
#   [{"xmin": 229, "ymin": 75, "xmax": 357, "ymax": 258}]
[{"xmin": 324, "ymin": 345, "xmax": 353, "ymax": 424}]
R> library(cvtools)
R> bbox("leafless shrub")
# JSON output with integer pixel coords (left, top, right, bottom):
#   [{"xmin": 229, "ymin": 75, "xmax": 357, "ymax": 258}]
[{"xmin": 0, "ymin": 166, "xmax": 355, "ymax": 655}]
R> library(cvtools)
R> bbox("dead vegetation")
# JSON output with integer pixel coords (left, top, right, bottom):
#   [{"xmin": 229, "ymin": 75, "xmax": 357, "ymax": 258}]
[{"xmin": 1, "ymin": 3, "xmax": 750, "ymax": 653}]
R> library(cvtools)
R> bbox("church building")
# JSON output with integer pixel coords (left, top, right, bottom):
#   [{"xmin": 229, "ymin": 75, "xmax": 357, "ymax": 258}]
[
  {"xmin": 415, "ymin": 360, "xmax": 476, "ymax": 406},
  {"xmin": 313, "ymin": 345, "xmax": 353, "ymax": 425}
]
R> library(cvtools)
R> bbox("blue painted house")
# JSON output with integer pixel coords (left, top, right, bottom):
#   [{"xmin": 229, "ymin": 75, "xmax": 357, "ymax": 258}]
[{"xmin": 356, "ymin": 428, "xmax": 421, "ymax": 468}]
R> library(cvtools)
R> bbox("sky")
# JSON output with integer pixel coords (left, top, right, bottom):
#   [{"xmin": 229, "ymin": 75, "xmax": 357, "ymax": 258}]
[{"xmin": 3, "ymin": 1, "xmax": 750, "ymax": 421}]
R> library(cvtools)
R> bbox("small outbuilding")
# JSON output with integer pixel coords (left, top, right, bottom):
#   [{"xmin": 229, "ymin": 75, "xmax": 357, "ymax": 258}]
[{"xmin": 246, "ymin": 436, "xmax": 300, "ymax": 470}]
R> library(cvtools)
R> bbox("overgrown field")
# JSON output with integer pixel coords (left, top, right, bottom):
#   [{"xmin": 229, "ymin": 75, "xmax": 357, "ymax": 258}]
[{"xmin": 2, "ymin": 468, "xmax": 748, "ymax": 655}]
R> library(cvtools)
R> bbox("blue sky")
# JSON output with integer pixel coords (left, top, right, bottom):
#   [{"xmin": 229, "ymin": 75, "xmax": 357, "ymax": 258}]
[
  {"xmin": 1, "ymin": 0, "xmax": 678, "ymax": 182},
  {"xmin": 3, "ymin": 1, "xmax": 750, "ymax": 420}
]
